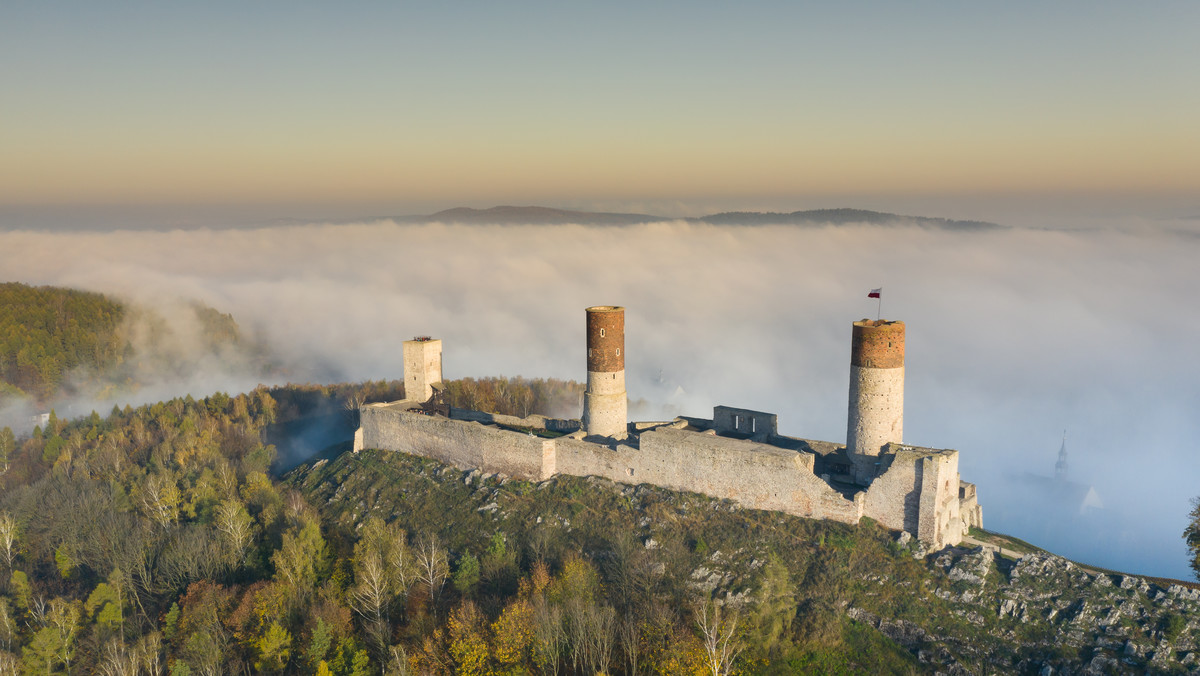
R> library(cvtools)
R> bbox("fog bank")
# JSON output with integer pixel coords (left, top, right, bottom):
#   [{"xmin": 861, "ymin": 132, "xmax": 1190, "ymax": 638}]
[{"xmin": 1, "ymin": 219, "xmax": 1196, "ymax": 578}]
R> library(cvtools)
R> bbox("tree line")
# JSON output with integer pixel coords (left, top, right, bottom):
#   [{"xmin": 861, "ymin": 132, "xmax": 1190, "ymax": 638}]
[{"xmin": 441, "ymin": 377, "xmax": 583, "ymax": 421}]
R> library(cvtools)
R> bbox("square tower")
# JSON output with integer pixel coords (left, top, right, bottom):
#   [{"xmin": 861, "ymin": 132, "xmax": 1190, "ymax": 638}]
[{"xmin": 403, "ymin": 337, "xmax": 443, "ymax": 403}]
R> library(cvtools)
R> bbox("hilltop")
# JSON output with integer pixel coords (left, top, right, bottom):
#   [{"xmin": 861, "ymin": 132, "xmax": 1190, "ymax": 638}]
[{"xmin": 288, "ymin": 446, "xmax": 1200, "ymax": 674}]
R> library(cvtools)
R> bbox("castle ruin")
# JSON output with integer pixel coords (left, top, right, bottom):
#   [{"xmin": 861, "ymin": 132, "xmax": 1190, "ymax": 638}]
[
  {"xmin": 582, "ymin": 306, "xmax": 628, "ymax": 439},
  {"xmin": 402, "ymin": 337, "xmax": 443, "ymax": 403},
  {"xmin": 355, "ymin": 308, "xmax": 983, "ymax": 548},
  {"xmin": 846, "ymin": 319, "xmax": 906, "ymax": 483}
]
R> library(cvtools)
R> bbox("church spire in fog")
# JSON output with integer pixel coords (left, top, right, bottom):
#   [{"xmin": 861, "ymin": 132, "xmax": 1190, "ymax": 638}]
[{"xmin": 1055, "ymin": 430, "xmax": 1068, "ymax": 481}]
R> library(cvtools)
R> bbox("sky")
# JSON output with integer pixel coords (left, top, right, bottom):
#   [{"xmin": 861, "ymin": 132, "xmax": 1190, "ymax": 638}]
[{"xmin": 2, "ymin": 2, "xmax": 1199, "ymax": 224}]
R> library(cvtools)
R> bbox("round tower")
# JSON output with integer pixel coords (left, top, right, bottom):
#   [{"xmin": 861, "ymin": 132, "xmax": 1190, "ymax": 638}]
[
  {"xmin": 846, "ymin": 319, "xmax": 904, "ymax": 483},
  {"xmin": 583, "ymin": 306, "xmax": 627, "ymax": 439}
]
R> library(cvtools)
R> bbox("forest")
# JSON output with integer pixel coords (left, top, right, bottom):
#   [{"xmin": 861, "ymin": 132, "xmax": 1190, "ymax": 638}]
[
  {"xmin": 0, "ymin": 283, "xmax": 257, "ymax": 409},
  {"xmin": 0, "ymin": 375, "xmax": 930, "ymax": 675},
  {"xmin": 0, "ymin": 284, "xmax": 126, "ymax": 404}
]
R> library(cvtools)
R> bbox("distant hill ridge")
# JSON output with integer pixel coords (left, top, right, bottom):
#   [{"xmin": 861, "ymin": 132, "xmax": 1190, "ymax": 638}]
[
  {"xmin": 407, "ymin": 205, "xmax": 1003, "ymax": 230},
  {"xmin": 423, "ymin": 205, "xmax": 659, "ymax": 226},
  {"xmin": 699, "ymin": 207, "xmax": 1001, "ymax": 230}
]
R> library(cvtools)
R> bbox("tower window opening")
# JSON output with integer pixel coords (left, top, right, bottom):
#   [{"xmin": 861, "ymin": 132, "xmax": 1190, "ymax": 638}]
[
  {"xmin": 615, "ymin": 348, "xmax": 620, "ymax": 356},
  {"xmin": 599, "ymin": 328, "xmax": 605, "ymax": 338},
  {"xmin": 751, "ymin": 418, "xmax": 757, "ymax": 433}
]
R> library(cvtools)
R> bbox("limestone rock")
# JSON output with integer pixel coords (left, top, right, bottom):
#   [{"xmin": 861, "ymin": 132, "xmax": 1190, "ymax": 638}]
[{"xmin": 947, "ymin": 547, "xmax": 994, "ymax": 586}]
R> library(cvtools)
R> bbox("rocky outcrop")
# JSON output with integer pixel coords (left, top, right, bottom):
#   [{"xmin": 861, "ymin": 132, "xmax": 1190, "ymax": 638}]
[{"xmin": 862, "ymin": 538, "xmax": 1200, "ymax": 674}]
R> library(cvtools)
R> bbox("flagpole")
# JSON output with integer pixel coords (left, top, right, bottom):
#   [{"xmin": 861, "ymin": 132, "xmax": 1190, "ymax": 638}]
[{"xmin": 877, "ymin": 294, "xmax": 881, "ymax": 321}]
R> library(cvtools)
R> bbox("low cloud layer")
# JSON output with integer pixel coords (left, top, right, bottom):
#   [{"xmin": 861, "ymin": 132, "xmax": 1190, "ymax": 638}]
[{"xmin": 1, "ymin": 219, "xmax": 1197, "ymax": 578}]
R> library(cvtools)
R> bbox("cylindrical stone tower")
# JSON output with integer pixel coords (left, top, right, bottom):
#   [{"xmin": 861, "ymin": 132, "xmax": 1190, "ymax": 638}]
[
  {"xmin": 583, "ymin": 306, "xmax": 627, "ymax": 439},
  {"xmin": 846, "ymin": 319, "xmax": 904, "ymax": 483}
]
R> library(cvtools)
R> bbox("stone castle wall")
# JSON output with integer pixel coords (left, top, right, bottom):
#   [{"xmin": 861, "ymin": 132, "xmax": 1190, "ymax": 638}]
[
  {"xmin": 859, "ymin": 445, "xmax": 960, "ymax": 545},
  {"xmin": 359, "ymin": 404, "xmax": 553, "ymax": 481},
  {"xmin": 357, "ymin": 403, "xmax": 967, "ymax": 548},
  {"xmin": 449, "ymin": 408, "xmax": 582, "ymax": 434},
  {"xmin": 712, "ymin": 406, "xmax": 778, "ymax": 442}
]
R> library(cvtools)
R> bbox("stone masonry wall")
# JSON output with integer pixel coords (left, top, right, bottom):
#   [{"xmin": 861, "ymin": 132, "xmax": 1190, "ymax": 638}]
[
  {"xmin": 586, "ymin": 306, "xmax": 624, "ymax": 372},
  {"xmin": 862, "ymin": 449, "xmax": 923, "ymax": 535},
  {"xmin": 850, "ymin": 320, "xmax": 905, "ymax": 369},
  {"xmin": 638, "ymin": 429, "xmax": 864, "ymax": 523},
  {"xmin": 861, "ymin": 445, "xmax": 963, "ymax": 549},
  {"xmin": 448, "ymin": 408, "xmax": 581, "ymax": 434},
  {"xmin": 712, "ymin": 406, "xmax": 778, "ymax": 441},
  {"xmin": 357, "ymin": 405, "xmax": 966, "ymax": 547},
  {"xmin": 402, "ymin": 339, "xmax": 442, "ymax": 403},
  {"xmin": 359, "ymin": 404, "xmax": 552, "ymax": 481},
  {"xmin": 918, "ymin": 450, "xmax": 962, "ymax": 548}
]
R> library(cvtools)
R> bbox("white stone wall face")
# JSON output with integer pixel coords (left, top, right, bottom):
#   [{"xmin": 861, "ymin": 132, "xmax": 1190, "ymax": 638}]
[
  {"xmin": 359, "ymin": 404, "xmax": 552, "ymax": 481},
  {"xmin": 847, "ymin": 365, "xmax": 904, "ymax": 482},
  {"xmin": 917, "ymin": 452, "xmax": 963, "ymax": 547},
  {"xmin": 583, "ymin": 369, "xmax": 627, "ymax": 439}
]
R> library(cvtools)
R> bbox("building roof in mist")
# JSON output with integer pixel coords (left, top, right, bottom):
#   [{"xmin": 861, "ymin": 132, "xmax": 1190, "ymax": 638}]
[{"xmin": 1017, "ymin": 472, "xmax": 1104, "ymax": 515}]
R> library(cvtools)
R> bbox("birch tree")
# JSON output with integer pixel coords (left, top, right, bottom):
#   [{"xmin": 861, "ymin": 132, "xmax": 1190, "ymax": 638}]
[
  {"xmin": 0, "ymin": 513, "xmax": 16, "ymax": 572},
  {"xmin": 693, "ymin": 598, "xmax": 743, "ymax": 676},
  {"xmin": 215, "ymin": 499, "xmax": 254, "ymax": 567},
  {"xmin": 0, "ymin": 426, "xmax": 13, "ymax": 476},
  {"xmin": 415, "ymin": 534, "xmax": 449, "ymax": 606},
  {"xmin": 140, "ymin": 472, "xmax": 181, "ymax": 529}
]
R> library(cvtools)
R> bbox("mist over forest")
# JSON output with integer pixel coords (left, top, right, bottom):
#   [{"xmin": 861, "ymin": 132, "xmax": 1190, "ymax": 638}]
[{"xmin": 1, "ymin": 216, "xmax": 1196, "ymax": 579}]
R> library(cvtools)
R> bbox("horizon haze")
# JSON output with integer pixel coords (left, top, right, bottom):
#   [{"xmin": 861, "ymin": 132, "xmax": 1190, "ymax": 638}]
[{"xmin": 2, "ymin": 2, "xmax": 1198, "ymax": 226}]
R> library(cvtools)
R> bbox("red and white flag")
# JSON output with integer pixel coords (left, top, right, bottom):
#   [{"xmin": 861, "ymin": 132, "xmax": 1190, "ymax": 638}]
[{"xmin": 867, "ymin": 288, "xmax": 882, "ymax": 298}]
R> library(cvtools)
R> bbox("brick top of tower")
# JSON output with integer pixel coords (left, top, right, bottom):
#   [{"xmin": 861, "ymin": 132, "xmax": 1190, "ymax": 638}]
[
  {"xmin": 851, "ymin": 319, "xmax": 905, "ymax": 369},
  {"xmin": 586, "ymin": 306, "xmax": 625, "ymax": 372}
]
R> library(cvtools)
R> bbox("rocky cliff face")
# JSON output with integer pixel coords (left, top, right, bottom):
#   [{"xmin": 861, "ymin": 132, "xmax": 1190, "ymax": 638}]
[{"xmin": 848, "ymin": 539, "xmax": 1200, "ymax": 674}]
